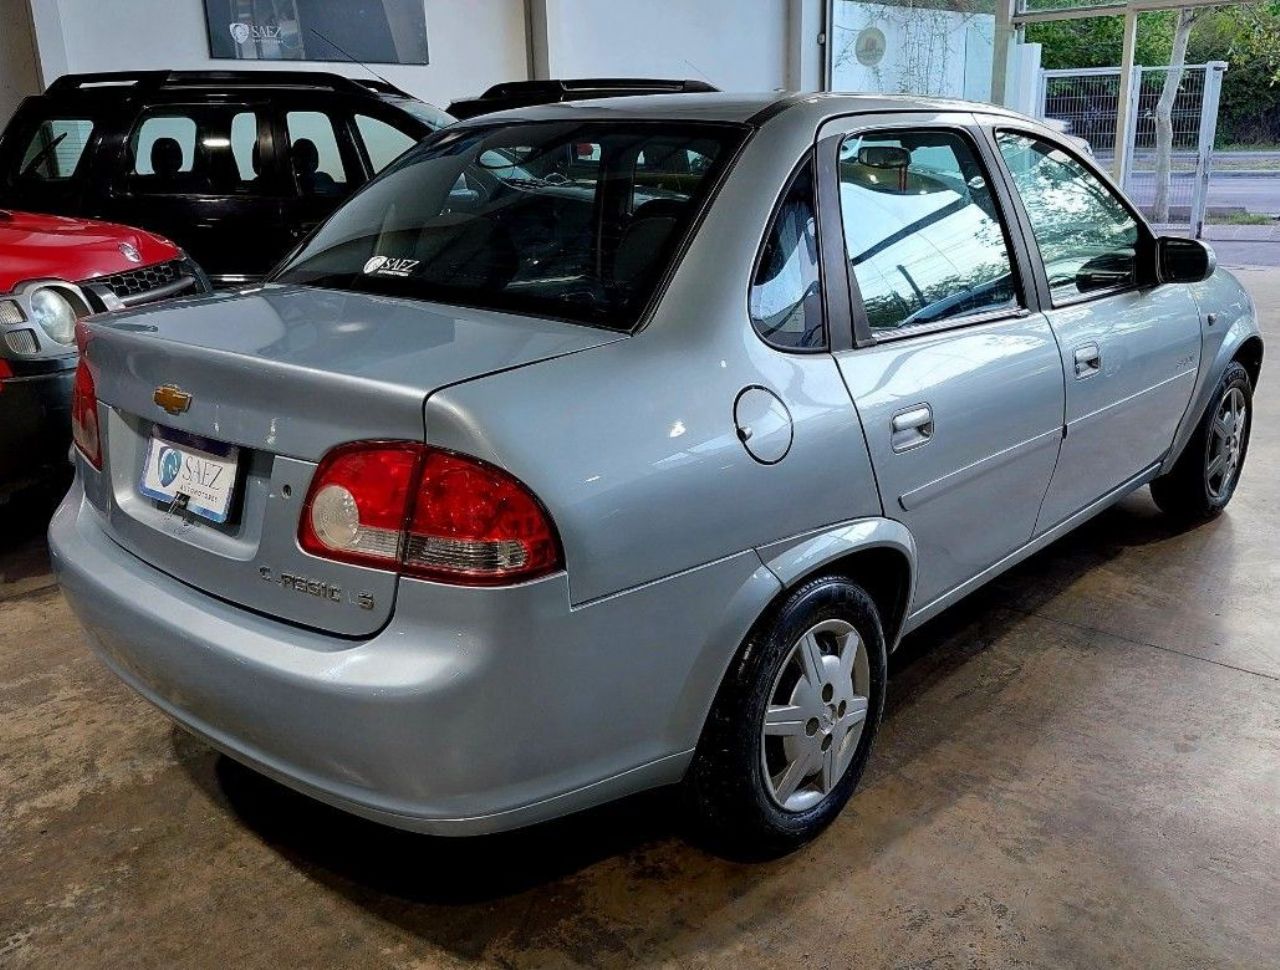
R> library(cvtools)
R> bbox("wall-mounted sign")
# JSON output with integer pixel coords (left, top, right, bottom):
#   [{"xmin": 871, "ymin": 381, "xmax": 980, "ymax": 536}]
[
  {"xmin": 205, "ymin": 0, "xmax": 429, "ymax": 65},
  {"xmin": 855, "ymin": 26, "xmax": 887, "ymax": 68}
]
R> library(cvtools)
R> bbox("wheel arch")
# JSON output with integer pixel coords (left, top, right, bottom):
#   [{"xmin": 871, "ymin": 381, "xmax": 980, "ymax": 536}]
[
  {"xmin": 1163, "ymin": 312, "xmax": 1264, "ymax": 476},
  {"xmin": 755, "ymin": 518, "xmax": 917, "ymax": 649},
  {"xmin": 1234, "ymin": 334, "xmax": 1264, "ymax": 390}
]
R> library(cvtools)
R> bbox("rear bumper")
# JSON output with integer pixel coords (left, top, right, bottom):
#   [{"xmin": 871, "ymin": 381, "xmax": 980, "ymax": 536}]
[
  {"xmin": 49, "ymin": 480, "xmax": 776, "ymax": 834},
  {"xmin": 0, "ymin": 367, "xmax": 75, "ymax": 496}
]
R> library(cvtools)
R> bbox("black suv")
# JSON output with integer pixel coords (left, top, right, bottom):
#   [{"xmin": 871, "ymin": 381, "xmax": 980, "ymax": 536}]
[{"xmin": 0, "ymin": 71, "xmax": 453, "ymax": 286}]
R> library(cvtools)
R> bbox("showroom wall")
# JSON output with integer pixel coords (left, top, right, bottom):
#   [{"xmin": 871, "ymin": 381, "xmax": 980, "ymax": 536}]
[
  {"xmin": 0, "ymin": 0, "xmax": 41, "ymax": 125},
  {"xmin": 25, "ymin": 0, "xmax": 529, "ymax": 110},
  {"xmin": 22, "ymin": 0, "xmax": 815, "ymax": 115},
  {"xmin": 543, "ymin": 0, "xmax": 790, "ymax": 92}
]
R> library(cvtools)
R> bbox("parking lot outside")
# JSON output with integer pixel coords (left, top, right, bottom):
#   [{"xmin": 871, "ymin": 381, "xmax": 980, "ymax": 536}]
[{"xmin": 2, "ymin": 261, "xmax": 1276, "ymax": 968}]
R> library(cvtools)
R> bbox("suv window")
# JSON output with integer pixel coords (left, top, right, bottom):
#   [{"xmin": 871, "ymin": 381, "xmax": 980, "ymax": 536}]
[
  {"xmin": 354, "ymin": 114, "xmax": 417, "ymax": 174},
  {"xmin": 274, "ymin": 121, "xmax": 745, "ymax": 330},
  {"xmin": 839, "ymin": 129, "xmax": 1018, "ymax": 332},
  {"xmin": 751, "ymin": 159, "xmax": 824, "ymax": 350},
  {"xmin": 126, "ymin": 106, "xmax": 269, "ymax": 196},
  {"xmin": 285, "ymin": 110, "xmax": 351, "ymax": 196},
  {"xmin": 17, "ymin": 119, "xmax": 95, "ymax": 181},
  {"xmin": 996, "ymin": 131, "xmax": 1140, "ymax": 303},
  {"xmin": 133, "ymin": 116, "xmax": 197, "ymax": 174}
]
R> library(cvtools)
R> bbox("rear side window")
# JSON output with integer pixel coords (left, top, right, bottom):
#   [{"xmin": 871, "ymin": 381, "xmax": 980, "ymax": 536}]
[
  {"xmin": 996, "ymin": 131, "xmax": 1140, "ymax": 304},
  {"xmin": 839, "ymin": 129, "xmax": 1019, "ymax": 332},
  {"xmin": 274, "ymin": 121, "xmax": 745, "ymax": 330},
  {"xmin": 355, "ymin": 114, "xmax": 417, "ymax": 174},
  {"xmin": 133, "ymin": 116, "xmax": 197, "ymax": 174},
  {"xmin": 286, "ymin": 111, "xmax": 351, "ymax": 195},
  {"xmin": 126, "ymin": 106, "xmax": 270, "ymax": 196},
  {"xmin": 17, "ymin": 119, "xmax": 95, "ymax": 180},
  {"xmin": 751, "ymin": 160, "xmax": 824, "ymax": 350}
]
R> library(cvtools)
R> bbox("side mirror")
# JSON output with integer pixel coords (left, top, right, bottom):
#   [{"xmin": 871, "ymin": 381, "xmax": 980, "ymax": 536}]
[{"xmin": 1157, "ymin": 236, "xmax": 1216, "ymax": 284}]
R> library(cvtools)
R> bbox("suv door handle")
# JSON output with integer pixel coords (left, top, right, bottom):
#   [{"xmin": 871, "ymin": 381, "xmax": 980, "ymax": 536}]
[
  {"xmin": 1074, "ymin": 343, "xmax": 1102, "ymax": 379},
  {"xmin": 891, "ymin": 404, "xmax": 934, "ymax": 452}
]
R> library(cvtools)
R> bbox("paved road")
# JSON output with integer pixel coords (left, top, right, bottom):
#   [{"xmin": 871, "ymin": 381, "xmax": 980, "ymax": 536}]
[
  {"xmin": 1211, "ymin": 240, "xmax": 1280, "ymax": 268},
  {"xmin": 1124, "ymin": 171, "xmax": 1280, "ymax": 214}
]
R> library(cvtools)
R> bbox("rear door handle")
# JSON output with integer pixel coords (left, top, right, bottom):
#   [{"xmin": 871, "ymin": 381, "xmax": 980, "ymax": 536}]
[
  {"xmin": 1074, "ymin": 343, "xmax": 1101, "ymax": 379},
  {"xmin": 891, "ymin": 404, "xmax": 934, "ymax": 452}
]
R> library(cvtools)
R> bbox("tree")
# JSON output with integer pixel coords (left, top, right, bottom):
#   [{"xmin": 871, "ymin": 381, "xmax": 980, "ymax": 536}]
[
  {"xmin": 1028, "ymin": 12, "xmax": 1173, "ymax": 71},
  {"xmin": 1152, "ymin": 8, "xmax": 1202, "ymax": 223}
]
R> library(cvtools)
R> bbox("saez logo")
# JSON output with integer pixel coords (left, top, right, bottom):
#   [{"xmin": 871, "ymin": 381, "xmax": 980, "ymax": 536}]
[
  {"xmin": 229, "ymin": 21, "xmax": 280, "ymax": 44},
  {"xmin": 157, "ymin": 446, "xmax": 182, "ymax": 488},
  {"xmin": 363, "ymin": 255, "xmax": 420, "ymax": 277}
]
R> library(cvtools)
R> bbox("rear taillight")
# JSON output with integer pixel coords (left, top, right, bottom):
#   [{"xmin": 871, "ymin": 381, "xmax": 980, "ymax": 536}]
[
  {"xmin": 71, "ymin": 359, "xmax": 102, "ymax": 469},
  {"xmin": 298, "ymin": 442, "xmax": 562, "ymax": 586}
]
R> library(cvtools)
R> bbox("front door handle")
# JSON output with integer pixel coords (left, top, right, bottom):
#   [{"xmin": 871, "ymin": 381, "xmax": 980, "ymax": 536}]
[
  {"xmin": 891, "ymin": 404, "xmax": 934, "ymax": 453},
  {"xmin": 1074, "ymin": 343, "xmax": 1102, "ymax": 379}
]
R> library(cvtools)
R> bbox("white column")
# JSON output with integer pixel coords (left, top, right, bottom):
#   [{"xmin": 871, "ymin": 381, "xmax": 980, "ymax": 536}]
[
  {"xmin": 787, "ymin": 0, "xmax": 827, "ymax": 92},
  {"xmin": 991, "ymin": 0, "xmax": 1016, "ymax": 105},
  {"xmin": 24, "ymin": 0, "xmax": 70, "ymax": 87},
  {"xmin": 1112, "ymin": 9, "xmax": 1138, "ymax": 181}
]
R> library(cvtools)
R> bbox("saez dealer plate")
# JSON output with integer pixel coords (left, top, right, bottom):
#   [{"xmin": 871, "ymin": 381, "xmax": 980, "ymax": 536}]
[{"xmin": 139, "ymin": 428, "xmax": 240, "ymax": 523}]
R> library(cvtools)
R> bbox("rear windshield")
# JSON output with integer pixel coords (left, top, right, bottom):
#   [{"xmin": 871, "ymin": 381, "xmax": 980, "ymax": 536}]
[{"xmin": 273, "ymin": 121, "xmax": 746, "ymax": 329}]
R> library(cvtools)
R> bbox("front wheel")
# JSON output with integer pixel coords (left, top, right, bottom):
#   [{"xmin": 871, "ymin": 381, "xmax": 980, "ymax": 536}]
[
  {"xmin": 686, "ymin": 576, "xmax": 887, "ymax": 858},
  {"xmin": 1151, "ymin": 361, "xmax": 1253, "ymax": 521}
]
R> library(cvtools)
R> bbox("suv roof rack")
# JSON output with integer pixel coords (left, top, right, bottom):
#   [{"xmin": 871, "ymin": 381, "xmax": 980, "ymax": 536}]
[
  {"xmin": 46, "ymin": 70, "xmax": 409, "ymax": 98},
  {"xmin": 448, "ymin": 78, "xmax": 719, "ymax": 119}
]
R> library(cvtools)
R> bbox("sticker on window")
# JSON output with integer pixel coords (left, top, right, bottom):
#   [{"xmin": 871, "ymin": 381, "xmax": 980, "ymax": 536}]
[{"xmin": 363, "ymin": 256, "xmax": 419, "ymax": 277}]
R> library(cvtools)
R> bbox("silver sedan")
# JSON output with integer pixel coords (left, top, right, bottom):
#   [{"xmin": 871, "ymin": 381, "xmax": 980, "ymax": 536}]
[{"xmin": 51, "ymin": 92, "xmax": 1262, "ymax": 855}]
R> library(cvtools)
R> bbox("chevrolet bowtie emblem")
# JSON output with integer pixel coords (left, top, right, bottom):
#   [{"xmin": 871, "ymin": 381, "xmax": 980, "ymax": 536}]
[{"xmin": 153, "ymin": 384, "xmax": 192, "ymax": 416}]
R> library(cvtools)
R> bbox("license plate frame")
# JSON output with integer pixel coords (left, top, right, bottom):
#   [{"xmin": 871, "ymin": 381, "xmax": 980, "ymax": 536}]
[{"xmin": 138, "ymin": 427, "xmax": 241, "ymax": 524}]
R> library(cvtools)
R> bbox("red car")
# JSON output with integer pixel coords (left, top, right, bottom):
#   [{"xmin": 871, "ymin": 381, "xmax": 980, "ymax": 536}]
[{"xmin": 1, "ymin": 209, "xmax": 208, "ymax": 502}]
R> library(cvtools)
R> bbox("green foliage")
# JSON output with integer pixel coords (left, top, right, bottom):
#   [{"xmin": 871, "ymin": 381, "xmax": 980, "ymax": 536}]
[
  {"xmin": 1029, "ymin": 2, "xmax": 1280, "ymax": 146},
  {"xmin": 1027, "ymin": 12, "xmax": 1174, "ymax": 71}
]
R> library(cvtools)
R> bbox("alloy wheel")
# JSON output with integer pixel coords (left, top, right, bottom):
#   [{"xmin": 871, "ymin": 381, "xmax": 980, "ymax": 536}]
[
  {"xmin": 1206, "ymin": 387, "xmax": 1248, "ymax": 501},
  {"xmin": 760, "ymin": 618, "xmax": 870, "ymax": 812}
]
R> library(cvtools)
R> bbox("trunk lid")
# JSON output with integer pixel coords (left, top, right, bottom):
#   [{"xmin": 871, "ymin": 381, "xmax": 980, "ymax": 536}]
[{"xmin": 84, "ymin": 284, "xmax": 622, "ymax": 636}]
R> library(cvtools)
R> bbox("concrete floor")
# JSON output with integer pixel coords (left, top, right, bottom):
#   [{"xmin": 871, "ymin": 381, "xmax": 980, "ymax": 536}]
[{"xmin": 2, "ymin": 269, "xmax": 1278, "ymax": 970}]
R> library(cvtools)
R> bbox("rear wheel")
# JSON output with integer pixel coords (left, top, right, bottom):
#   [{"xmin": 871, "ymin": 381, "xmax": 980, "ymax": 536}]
[
  {"xmin": 686, "ymin": 576, "xmax": 886, "ymax": 857},
  {"xmin": 1151, "ymin": 362, "xmax": 1253, "ymax": 521}
]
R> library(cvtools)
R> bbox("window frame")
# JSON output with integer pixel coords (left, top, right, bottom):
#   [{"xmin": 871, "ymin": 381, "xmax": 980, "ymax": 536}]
[
  {"xmin": 828, "ymin": 122, "xmax": 1035, "ymax": 347},
  {"xmin": 747, "ymin": 150, "xmax": 829, "ymax": 354},
  {"xmin": 987, "ymin": 124, "xmax": 1158, "ymax": 311}
]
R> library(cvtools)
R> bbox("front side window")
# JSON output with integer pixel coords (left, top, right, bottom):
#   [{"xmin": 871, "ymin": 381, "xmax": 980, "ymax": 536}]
[
  {"xmin": 839, "ymin": 129, "xmax": 1019, "ymax": 333},
  {"xmin": 17, "ymin": 119, "xmax": 95, "ymax": 181},
  {"xmin": 996, "ymin": 131, "xmax": 1140, "ymax": 303},
  {"xmin": 126, "ymin": 106, "xmax": 268, "ymax": 196},
  {"xmin": 751, "ymin": 160, "xmax": 824, "ymax": 349},
  {"xmin": 274, "ymin": 121, "xmax": 744, "ymax": 330}
]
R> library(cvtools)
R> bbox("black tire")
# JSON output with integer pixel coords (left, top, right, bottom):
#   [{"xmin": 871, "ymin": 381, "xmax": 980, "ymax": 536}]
[
  {"xmin": 1151, "ymin": 361, "xmax": 1253, "ymax": 521},
  {"xmin": 686, "ymin": 575, "xmax": 887, "ymax": 858}
]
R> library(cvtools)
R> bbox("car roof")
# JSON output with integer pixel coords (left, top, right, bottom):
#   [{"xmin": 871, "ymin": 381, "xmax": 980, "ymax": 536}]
[{"xmin": 454, "ymin": 91, "xmax": 1029, "ymax": 129}]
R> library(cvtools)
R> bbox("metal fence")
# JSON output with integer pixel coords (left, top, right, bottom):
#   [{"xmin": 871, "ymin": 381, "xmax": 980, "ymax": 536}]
[{"xmin": 1037, "ymin": 62, "xmax": 1227, "ymax": 237}]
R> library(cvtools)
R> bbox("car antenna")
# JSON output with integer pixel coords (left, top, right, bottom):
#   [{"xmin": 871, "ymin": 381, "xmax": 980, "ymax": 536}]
[
  {"xmin": 309, "ymin": 27, "xmax": 396, "ymax": 90},
  {"xmin": 682, "ymin": 58, "xmax": 714, "ymax": 85}
]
